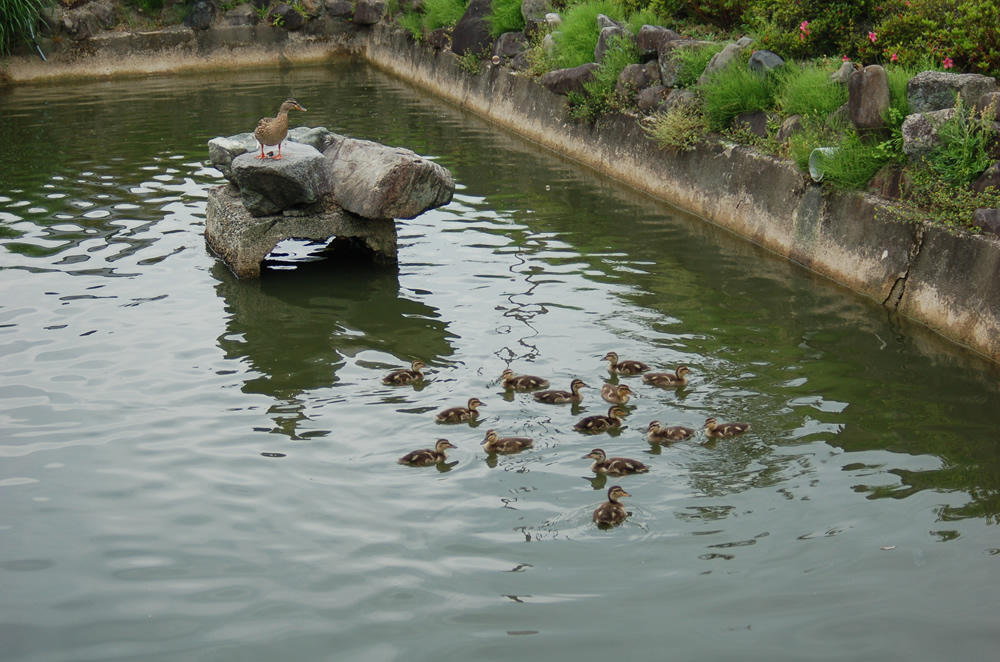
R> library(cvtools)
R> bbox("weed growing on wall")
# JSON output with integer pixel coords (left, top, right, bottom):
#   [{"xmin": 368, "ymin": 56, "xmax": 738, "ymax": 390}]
[
  {"xmin": 487, "ymin": 0, "xmax": 525, "ymax": 38},
  {"xmin": 1, "ymin": 0, "xmax": 49, "ymax": 60},
  {"xmin": 700, "ymin": 53, "xmax": 781, "ymax": 130},
  {"xmin": 552, "ymin": 0, "xmax": 625, "ymax": 69}
]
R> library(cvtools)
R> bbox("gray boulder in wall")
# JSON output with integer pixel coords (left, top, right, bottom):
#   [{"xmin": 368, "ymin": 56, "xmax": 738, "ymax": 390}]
[{"xmin": 907, "ymin": 70, "xmax": 997, "ymax": 114}]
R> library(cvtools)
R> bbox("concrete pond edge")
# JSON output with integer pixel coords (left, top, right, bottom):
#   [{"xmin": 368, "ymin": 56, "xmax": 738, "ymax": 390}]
[{"xmin": 7, "ymin": 21, "xmax": 1000, "ymax": 363}]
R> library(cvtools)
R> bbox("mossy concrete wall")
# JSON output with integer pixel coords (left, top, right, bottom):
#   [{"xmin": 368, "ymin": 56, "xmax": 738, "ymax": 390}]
[
  {"xmin": 361, "ymin": 25, "xmax": 1000, "ymax": 363},
  {"xmin": 5, "ymin": 21, "xmax": 1000, "ymax": 362}
]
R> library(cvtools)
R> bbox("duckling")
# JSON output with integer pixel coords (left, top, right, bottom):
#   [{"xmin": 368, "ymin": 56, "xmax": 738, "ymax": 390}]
[
  {"xmin": 435, "ymin": 397, "xmax": 485, "ymax": 423},
  {"xmin": 254, "ymin": 98, "xmax": 307, "ymax": 160},
  {"xmin": 534, "ymin": 379, "xmax": 589, "ymax": 404},
  {"xmin": 643, "ymin": 365, "xmax": 692, "ymax": 387},
  {"xmin": 645, "ymin": 420, "xmax": 697, "ymax": 443},
  {"xmin": 602, "ymin": 351, "xmax": 650, "ymax": 375},
  {"xmin": 382, "ymin": 360, "xmax": 426, "ymax": 385},
  {"xmin": 500, "ymin": 368, "xmax": 550, "ymax": 390},
  {"xmin": 582, "ymin": 448, "xmax": 650, "ymax": 475},
  {"xmin": 702, "ymin": 417, "xmax": 751, "ymax": 438},
  {"xmin": 398, "ymin": 438, "xmax": 456, "ymax": 466},
  {"xmin": 573, "ymin": 406, "xmax": 627, "ymax": 433},
  {"xmin": 593, "ymin": 485, "xmax": 632, "ymax": 526},
  {"xmin": 481, "ymin": 429, "xmax": 534, "ymax": 454},
  {"xmin": 600, "ymin": 383, "xmax": 634, "ymax": 405}
]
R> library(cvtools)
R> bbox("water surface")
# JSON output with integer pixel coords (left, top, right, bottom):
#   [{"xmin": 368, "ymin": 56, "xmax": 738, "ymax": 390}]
[{"xmin": 2, "ymin": 62, "xmax": 999, "ymax": 662}]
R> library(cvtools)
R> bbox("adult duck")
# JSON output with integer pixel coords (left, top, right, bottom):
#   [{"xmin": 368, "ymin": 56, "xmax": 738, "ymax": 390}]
[{"xmin": 254, "ymin": 98, "xmax": 307, "ymax": 160}]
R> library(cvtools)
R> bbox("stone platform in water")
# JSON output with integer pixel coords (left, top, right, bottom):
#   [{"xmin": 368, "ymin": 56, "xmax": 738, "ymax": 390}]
[
  {"xmin": 205, "ymin": 127, "xmax": 455, "ymax": 278},
  {"xmin": 205, "ymin": 183, "xmax": 397, "ymax": 278}
]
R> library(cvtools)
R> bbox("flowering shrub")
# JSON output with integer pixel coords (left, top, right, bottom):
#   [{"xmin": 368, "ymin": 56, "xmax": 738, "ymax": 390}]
[{"xmin": 855, "ymin": 0, "xmax": 1000, "ymax": 73}]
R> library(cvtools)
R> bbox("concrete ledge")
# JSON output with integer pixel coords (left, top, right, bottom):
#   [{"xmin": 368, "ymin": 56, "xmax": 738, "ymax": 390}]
[{"xmin": 361, "ymin": 25, "xmax": 1000, "ymax": 362}]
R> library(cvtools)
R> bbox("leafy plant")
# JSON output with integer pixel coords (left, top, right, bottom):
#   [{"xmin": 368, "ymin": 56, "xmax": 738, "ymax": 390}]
[
  {"xmin": 1, "ymin": 0, "xmax": 50, "ymax": 60},
  {"xmin": 487, "ymin": 0, "xmax": 524, "ymax": 38},
  {"xmin": 643, "ymin": 101, "xmax": 709, "ymax": 151},
  {"xmin": 551, "ymin": 0, "xmax": 625, "ymax": 69},
  {"xmin": 456, "ymin": 49, "xmax": 483, "ymax": 74},
  {"xmin": 902, "ymin": 165, "xmax": 1000, "ymax": 230},
  {"xmin": 567, "ymin": 33, "xmax": 640, "ymax": 123},
  {"xmin": 924, "ymin": 95, "xmax": 998, "ymax": 187}
]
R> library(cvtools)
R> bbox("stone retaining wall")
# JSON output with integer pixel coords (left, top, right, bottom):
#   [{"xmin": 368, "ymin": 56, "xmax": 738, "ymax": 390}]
[{"xmin": 6, "ymin": 21, "xmax": 1000, "ymax": 362}]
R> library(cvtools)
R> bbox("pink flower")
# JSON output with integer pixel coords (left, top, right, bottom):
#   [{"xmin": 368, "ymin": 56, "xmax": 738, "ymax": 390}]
[
  {"xmin": 891, "ymin": 53, "xmax": 898, "ymax": 62},
  {"xmin": 842, "ymin": 55, "xmax": 850, "ymax": 62},
  {"xmin": 868, "ymin": 31, "xmax": 877, "ymax": 43},
  {"xmin": 943, "ymin": 56, "xmax": 953, "ymax": 69}
]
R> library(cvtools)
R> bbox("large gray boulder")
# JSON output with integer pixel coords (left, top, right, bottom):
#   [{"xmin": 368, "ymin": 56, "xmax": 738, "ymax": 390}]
[
  {"xmin": 636, "ymin": 25, "xmax": 683, "ymax": 60},
  {"xmin": 698, "ymin": 36, "xmax": 753, "ymax": 85},
  {"xmin": 185, "ymin": 0, "xmax": 216, "ymax": 30},
  {"xmin": 539, "ymin": 63, "xmax": 599, "ymax": 96},
  {"xmin": 616, "ymin": 61, "xmax": 660, "ymax": 99},
  {"xmin": 268, "ymin": 3, "xmax": 305, "ymax": 30},
  {"xmin": 492, "ymin": 32, "xmax": 528, "ymax": 60},
  {"xmin": 595, "ymin": 24, "xmax": 625, "ymax": 65},
  {"xmin": 61, "ymin": 7, "xmax": 101, "ymax": 40},
  {"xmin": 222, "ymin": 4, "xmax": 258, "ymax": 25},
  {"xmin": 323, "ymin": 137, "xmax": 455, "ymax": 220},
  {"xmin": 907, "ymin": 71, "xmax": 997, "ymax": 114},
  {"xmin": 748, "ymin": 49, "xmax": 784, "ymax": 74},
  {"xmin": 521, "ymin": 0, "xmax": 548, "ymax": 21},
  {"xmin": 901, "ymin": 107, "xmax": 957, "ymax": 161},
  {"xmin": 231, "ymin": 143, "xmax": 330, "ymax": 216},
  {"xmin": 452, "ymin": 0, "xmax": 493, "ymax": 56},
  {"xmin": 637, "ymin": 85, "xmax": 670, "ymax": 112},
  {"xmin": 353, "ymin": 0, "xmax": 385, "ymax": 25},
  {"xmin": 848, "ymin": 64, "xmax": 890, "ymax": 133},
  {"xmin": 209, "ymin": 127, "xmax": 339, "ymax": 179}
]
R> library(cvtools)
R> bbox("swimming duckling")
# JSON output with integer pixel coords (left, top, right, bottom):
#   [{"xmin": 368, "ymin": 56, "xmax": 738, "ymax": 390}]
[
  {"xmin": 645, "ymin": 420, "xmax": 697, "ymax": 443},
  {"xmin": 600, "ymin": 383, "xmax": 634, "ymax": 405},
  {"xmin": 382, "ymin": 360, "xmax": 426, "ymax": 385},
  {"xmin": 398, "ymin": 438, "xmax": 456, "ymax": 466},
  {"xmin": 435, "ymin": 397, "xmax": 485, "ymax": 423},
  {"xmin": 534, "ymin": 379, "xmax": 589, "ymax": 404},
  {"xmin": 702, "ymin": 417, "xmax": 751, "ymax": 438},
  {"xmin": 582, "ymin": 448, "xmax": 650, "ymax": 475},
  {"xmin": 573, "ymin": 406, "xmax": 627, "ymax": 433},
  {"xmin": 593, "ymin": 485, "xmax": 632, "ymax": 526},
  {"xmin": 481, "ymin": 429, "xmax": 534, "ymax": 454},
  {"xmin": 643, "ymin": 365, "xmax": 692, "ymax": 387},
  {"xmin": 501, "ymin": 368, "xmax": 550, "ymax": 390},
  {"xmin": 602, "ymin": 351, "xmax": 650, "ymax": 375}
]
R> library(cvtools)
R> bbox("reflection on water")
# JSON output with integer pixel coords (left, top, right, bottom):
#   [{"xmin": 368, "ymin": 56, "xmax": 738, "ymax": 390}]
[{"xmin": 2, "ymin": 61, "xmax": 1000, "ymax": 662}]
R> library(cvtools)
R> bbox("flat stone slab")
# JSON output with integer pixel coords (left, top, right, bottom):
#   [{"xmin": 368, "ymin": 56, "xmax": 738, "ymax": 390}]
[
  {"xmin": 231, "ymin": 142, "xmax": 330, "ymax": 216},
  {"xmin": 205, "ymin": 183, "xmax": 397, "ymax": 278}
]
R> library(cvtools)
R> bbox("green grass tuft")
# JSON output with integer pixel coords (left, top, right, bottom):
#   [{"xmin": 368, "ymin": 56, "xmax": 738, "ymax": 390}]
[
  {"xmin": 700, "ymin": 54, "xmax": 781, "ymax": 131},
  {"xmin": 552, "ymin": 0, "xmax": 625, "ymax": 69},
  {"xmin": 775, "ymin": 61, "xmax": 846, "ymax": 118},
  {"xmin": 487, "ymin": 0, "xmax": 525, "ymax": 38},
  {"xmin": 422, "ymin": 0, "xmax": 467, "ymax": 32}
]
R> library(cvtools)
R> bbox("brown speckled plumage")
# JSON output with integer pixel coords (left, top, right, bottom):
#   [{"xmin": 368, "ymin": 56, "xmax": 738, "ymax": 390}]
[
  {"xmin": 702, "ymin": 417, "xmax": 750, "ymax": 438},
  {"xmin": 582, "ymin": 448, "xmax": 649, "ymax": 475},
  {"xmin": 398, "ymin": 439, "xmax": 456, "ymax": 466},
  {"xmin": 501, "ymin": 369, "xmax": 550, "ymax": 390},
  {"xmin": 643, "ymin": 365, "xmax": 692, "ymax": 387},
  {"xmin": 602, "ymin": 351, "xmax": 650, "ymax": 375},
  {"xmin": 574, "ymin": 406, "xmax": 626, "ymax": 433},
  {"xmin": 534, "ymin": 379, "xmax": 589, "ymax": 404},
  {"xmin": 382, "ymin": 360, "xmax": 426, "ymax": 385},
  {"xmin": 481, "ymin": 429, "xmax": 534, "ymax": 454},
  {"xmin": 593, "ymin": 485, "xmax": 631, "ymax": 526},
  {"xmin": 645, "ymin": 420, "xmax": 697, "ymax": 443},
  {"xmin": 436, "ymin": 397, "xmax": 485, "ymax": 423},
  {"xmin": 254, "ymin": 98, "xmax": 307, "ymax": 160}
]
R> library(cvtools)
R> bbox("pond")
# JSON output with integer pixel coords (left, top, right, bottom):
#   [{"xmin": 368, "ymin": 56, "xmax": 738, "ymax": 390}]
[{"xmin": 2, "ymin": 61, "xmax": 999, "ymax": 661}]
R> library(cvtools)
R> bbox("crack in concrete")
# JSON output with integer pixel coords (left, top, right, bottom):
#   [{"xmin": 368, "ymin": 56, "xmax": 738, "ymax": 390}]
[{"xmin": 883, "ymin": 225, "xmax": 925, "ymax": 310}]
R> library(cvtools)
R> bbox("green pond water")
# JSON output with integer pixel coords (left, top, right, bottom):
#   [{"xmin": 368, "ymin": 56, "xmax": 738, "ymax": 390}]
[{"xmin": 2, "ymin": 62, "xmax": 1000, "ymax": 661}]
